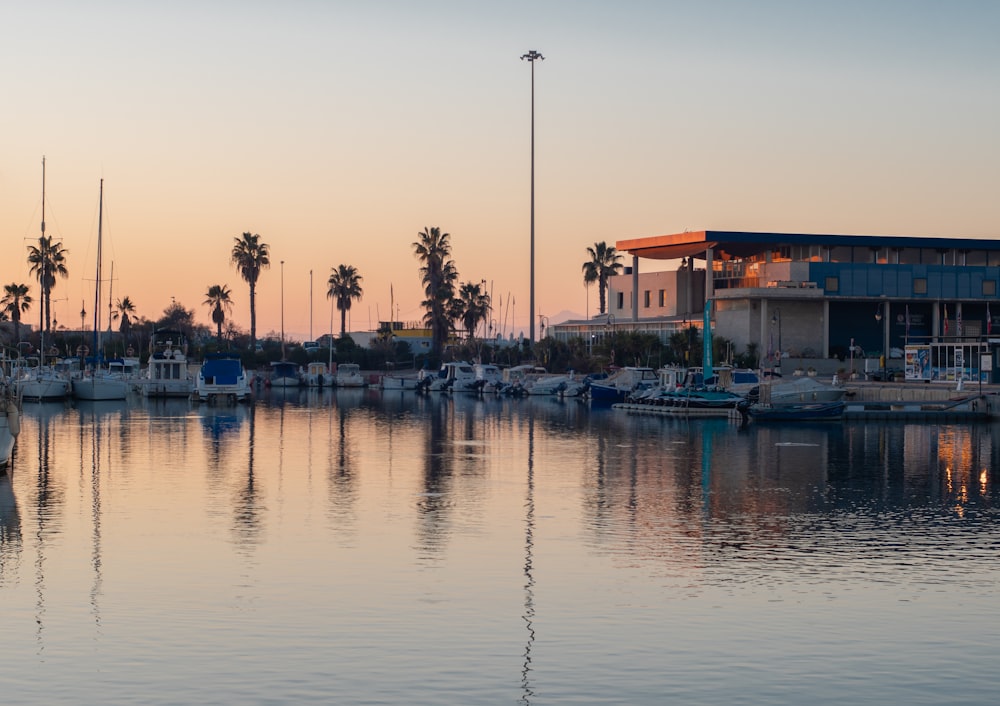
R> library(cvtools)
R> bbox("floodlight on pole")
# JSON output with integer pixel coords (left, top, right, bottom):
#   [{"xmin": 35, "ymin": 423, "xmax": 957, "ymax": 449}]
[{"xmin": 521, "ymin": 49, "xmax": 544, "ymax": 344}]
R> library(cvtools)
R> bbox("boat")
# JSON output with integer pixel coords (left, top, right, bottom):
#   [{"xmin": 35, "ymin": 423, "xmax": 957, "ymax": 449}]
[
  {"xmin": 588, "ymin": 366, "xmax": 659, "ymax": 406},
  {"xmin": 71, "ymin": 180, "xmax": 130, "ymax": 401},
  {"xmin": 0, "ymin": 372, "xmax": 21, "ymax": 469},
  {"xmin": 304, "ymin": 361, "xmax": 334, "ymax": 387},
  {"xmin": 379, "ymin": 372, "xmax": 421, "ymax": 390},
  {"xmin": 747, "ymin": 400, "xmax": 846, "ymax": 422},
  {"xmin": 194, "ymin": 354, "xmax": 251, "ymax": 404},
  {"xmin": 15, "ymin": 357, "xmax": 71, "ymax": 401},
  {"xmin": 473, "ymin": 363, "xmax": 504, "ymax": 394},
  {"xmin": 268, "ymin": 361, "xmax": 302, "ymax": 388},
  {"xmin": 750, "ymin": 375, "xmax": 846, "ymax": 404},
  {"xmin": 334, "ymin": 362, "xmax": 366, "ymax": 388},
  {"xmin": 417, "ymin": 361, "xmax": 478, "ymax": 393},
  {"xmin": 136, "ymin": 329, "xmax": 194, "ymax": 398},
  {"xmin": 18, "ymin": 161, "xmax": 72, "ymax": 402}
]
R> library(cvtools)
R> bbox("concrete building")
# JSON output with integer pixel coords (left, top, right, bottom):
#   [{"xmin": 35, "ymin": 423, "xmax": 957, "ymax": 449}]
[{"xmin": 552, "ymin": 230, "xmax": 1000, "ymax": 382}]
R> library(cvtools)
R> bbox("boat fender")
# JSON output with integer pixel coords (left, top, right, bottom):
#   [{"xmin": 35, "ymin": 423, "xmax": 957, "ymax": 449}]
[{"xmin": 7, "ymin": 400, "xmax": 20, "ymax": 437}]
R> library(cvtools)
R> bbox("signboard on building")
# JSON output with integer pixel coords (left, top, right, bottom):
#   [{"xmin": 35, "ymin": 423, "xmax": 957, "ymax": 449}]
[{"xmin": 904, "ymin": 345, "xmax": 931, "ymax": 381}]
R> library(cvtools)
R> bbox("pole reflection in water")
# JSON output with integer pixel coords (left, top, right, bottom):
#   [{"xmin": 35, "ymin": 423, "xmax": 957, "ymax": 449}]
[{"xmin": 520, "ymin": 414, "xmax": 535, "ymax": 705}]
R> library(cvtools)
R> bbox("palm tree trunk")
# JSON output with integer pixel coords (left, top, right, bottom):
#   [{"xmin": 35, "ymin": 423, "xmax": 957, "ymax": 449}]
[
  {"xmin": 249, "ymin": 283, "xmax": 257, "ymax": 345},
  {"xmin": 340, "ymin": 308, "xmax": 347, "ymax": 336}
]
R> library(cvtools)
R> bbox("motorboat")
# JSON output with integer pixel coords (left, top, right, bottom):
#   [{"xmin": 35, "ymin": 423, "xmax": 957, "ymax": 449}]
[
  {"xmin": 268, "ymin": 361, "xmax": 302, "ymax": 388},
  {"xmin": 747, "ymin": 400, "xmax": 846, "ymax": 422},
  {"xmin": 195, "ymin": 354, "xmax": 251, "ymax": 404},
  {"xmin": 418, "ymin": 361, "xmax": 478, "ymax": 393},
  {"xmin": 588, "ymin": 366, "xmax": 659, "ymax": 406},
  {"xmin": 304, "ymin": 361, "xmax": 334, "ymax": 387},
  {"xmin": 473, "ymin": 363, "xmax": 504, "ymax": 394},
  {"xmin": 334, "ymin": 363, "xmax": 366, "ymax": 388},
  {"xmin": 380, "ymin": 372, "xmax": 421, "ymax": 390},
  {"xmin": 137, "ymin": 329, "xmax": 194, "ymax": 398},
  {"xmin": 750, "ymin": 376, "xmax": 846, "ymax": 405}
]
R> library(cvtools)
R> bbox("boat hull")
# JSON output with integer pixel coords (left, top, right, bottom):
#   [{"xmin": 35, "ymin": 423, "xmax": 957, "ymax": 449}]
[
  {"xmin": 72, "ymin": 377, "xmax": 130, "ymax": 401},
  {"xmin": 748, "ymin": 401, "xmax": 846, "ymax": 422}
]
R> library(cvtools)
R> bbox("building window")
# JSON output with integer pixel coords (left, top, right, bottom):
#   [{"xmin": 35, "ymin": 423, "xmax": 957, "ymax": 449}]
[
  {"xmin": 914, "ymin": 278, "xmax": 927, "ymax": 294},
  {"xmin": 658, "ymin": 289, "xmax": 665, "ymax": 307},
  {"xmin": 984, "ymin": 280, "xmax": 997, "ymax": 296},
  {"xmin": 643, "ymin": 290, "xmax": 650, "ymax": 308},
  {"xmin": 825, "ymin": 276, "xmax": 839, "ymax": 293},
  {"xmin": 616, "ymin": 292, "xmax": 624, "ymax": 310}
]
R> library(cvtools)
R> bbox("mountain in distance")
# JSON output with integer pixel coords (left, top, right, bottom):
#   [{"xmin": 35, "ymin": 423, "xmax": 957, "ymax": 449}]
[{"xmin": 548, "ymin": 309, "xmax": 587, "ymax": 325}]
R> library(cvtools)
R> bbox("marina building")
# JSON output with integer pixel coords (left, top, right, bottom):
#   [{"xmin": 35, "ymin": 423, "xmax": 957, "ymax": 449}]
[{"xmin": 552, "ymin": 230, "xmax": 1000, "ymax": 382}]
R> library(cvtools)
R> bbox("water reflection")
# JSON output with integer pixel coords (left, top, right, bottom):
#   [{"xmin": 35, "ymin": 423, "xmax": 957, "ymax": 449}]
[
  {"xmin": 0, "ymin": 471, "xmax": 20, "ymax": 585},
  {"xmin": 4, "ymin": 393, "xmax": 1000, "ymax": 704}
]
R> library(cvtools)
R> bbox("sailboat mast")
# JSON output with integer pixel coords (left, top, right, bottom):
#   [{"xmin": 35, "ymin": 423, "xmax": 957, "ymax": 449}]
[
  {"xmin": 40, "ymin": 156, "xmax": 47, "ymax": 365},
  {"xmin": 93, "ymin": 179, "xmax": 103, "ymax": 359}
]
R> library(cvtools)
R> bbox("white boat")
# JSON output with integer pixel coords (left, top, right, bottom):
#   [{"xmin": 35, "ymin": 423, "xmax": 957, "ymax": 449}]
[
  {"xmin": 752, "ymin": 375, "xmax": 845, "ymax": 404},
  {"xmin": 72, "ymin": 361, "xmax": 131, "ymax": 401},
  {"xmin": 18, "ymin": 162, "xmax": 72, "ymax": 402},
  {"xmin": 268, "ymin": 361, "xmax": 302, "ymax": 388},
  {"xmin": 526, "ymin": 371, "xmax": 585, "ymax": 396},
  {"xmin": 334, "ymin": 363, "xmax": 366, "ymax": 388},
  {"xmin": 72, "ymin": 180, "xmax": 129, "ymax": 402},
  {"xmin": 379, "ymin": 373, "xmax": 421, "ymax": 390},
  {"xmin": 0, "ymin": 376, "xmax": 21, "ymax": 469},
  {"xmin": 137, "ymin": 329, "xmax": 194, "ymax": 398},
  {"xmin": 194, "ymin": 355, "xmax": 251, "ymax": 403},
  {"xmin": 419, "ymin": 361, "xmax": 478, "ymax": 392},
  {"xmin": 588, "ymin": 366, "xmax": 659, "ymax": 405},
  {"xmin": 15, "ymin": 358, "xmax": 71, "ymax": 401},
  {"xmin": 473, "ymin": 363, "xmax": 504, "ymax": 393},
  {"xmin": 304, "ymin": 361, "xmax": 334, "ymax": 387}
]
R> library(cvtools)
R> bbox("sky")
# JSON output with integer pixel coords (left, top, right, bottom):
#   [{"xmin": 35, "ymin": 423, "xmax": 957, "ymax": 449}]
[{"xmin": 4, "ymin": 0, "xmax": 999, "ymax": 342}]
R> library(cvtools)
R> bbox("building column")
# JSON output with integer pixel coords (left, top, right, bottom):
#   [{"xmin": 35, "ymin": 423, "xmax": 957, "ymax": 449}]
[
  {"xmin": 632, "ymin": 254, "xmax": 639, "ymax": 322},
  {"xmin": 705, "ymin": 247, "xmax": 714, "ymax": 303},
  {"xmin": 823, "ymin": 300, "xmax": 830, "ymax": 358}
]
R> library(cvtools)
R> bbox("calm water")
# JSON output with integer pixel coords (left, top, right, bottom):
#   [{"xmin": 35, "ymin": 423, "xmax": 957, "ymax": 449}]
[{"xmin": 2, "ymin": 389, "xmax": 999, "ymax": 705}]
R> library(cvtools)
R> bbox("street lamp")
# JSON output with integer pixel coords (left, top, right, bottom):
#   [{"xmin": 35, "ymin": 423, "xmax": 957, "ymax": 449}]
[
  {"xmin": 771, "ymin": 308, "xmax": 782, "ymax": 371},
  {"xmin": 521, "ymin": 49, "xmax": 544, "ymax": 345}
]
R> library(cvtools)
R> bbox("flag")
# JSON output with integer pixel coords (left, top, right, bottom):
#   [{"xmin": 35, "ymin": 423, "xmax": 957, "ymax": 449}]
[
  {"xmin": 905, "ymin": 305, "xmax": 911, "ymax": 337},
  {"xmin": 956, "ymin": 303, "xmax": 963, "ymax": 336},
  {"xmin": 988, "ymin": 303, "xmax": 993, "ymax": 336},
  {"xmin": 944, "ymin": 304, "xmax": 949, "ymax": 335}
]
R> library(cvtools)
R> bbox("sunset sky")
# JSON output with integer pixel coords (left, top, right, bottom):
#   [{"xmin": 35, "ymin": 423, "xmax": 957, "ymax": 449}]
[{"xmin": 4, "ymin": 1, "xmax": 999, "ymax": 341}]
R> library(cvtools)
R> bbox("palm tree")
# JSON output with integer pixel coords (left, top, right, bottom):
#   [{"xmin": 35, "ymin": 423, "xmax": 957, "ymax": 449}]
[
  {"xmin": 26, "ymin": 235, "xmax": 69, "ymax": 334},
  {"xmin": 230, "ymin": 232, "xmax": 270, "ymax": 349},
  {"xmin": 413, "ymin": 226, "xmax": 458, "ymax": 355},
  {"xmin": 582, "ymin": 241, "xmax": 623, "ymax": 315},
  {"xmin": 1, "ymin": 283, "xmax": 32, "ymax": 346},
  {"xmin": 453, "ymin": 281, "xmax": 491, "ymax": 340},
  {"xmin": 204, "ymin": 284, "xmax": 234, "ymax": 339},
  {"xmin": 326, "ymin": 265, "xmax": 363, "ymax": 337},
  {"xmin": 114, "ymin": 296, "xmax": 137, "ymax": 345}
]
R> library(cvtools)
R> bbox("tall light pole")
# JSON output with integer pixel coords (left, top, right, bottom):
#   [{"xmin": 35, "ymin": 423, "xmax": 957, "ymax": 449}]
[{"xmin": 521, "ymin": 49, "xmax": 544, "ymax": 344}]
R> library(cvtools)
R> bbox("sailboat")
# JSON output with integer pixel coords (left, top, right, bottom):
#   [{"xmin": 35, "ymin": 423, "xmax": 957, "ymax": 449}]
[
  {"xmin": 18, "ymin": 157, "xmax": 71, "ymax": 401},
  {"xmin": 71, "ymin": 180, "xmax": 130, "ymax": 401}
]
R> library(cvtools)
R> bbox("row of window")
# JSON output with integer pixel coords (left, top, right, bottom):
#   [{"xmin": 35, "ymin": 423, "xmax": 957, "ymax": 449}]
[{"xmin": 824, "ymin": 277, "xmax": 997, "ymax": 296}]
